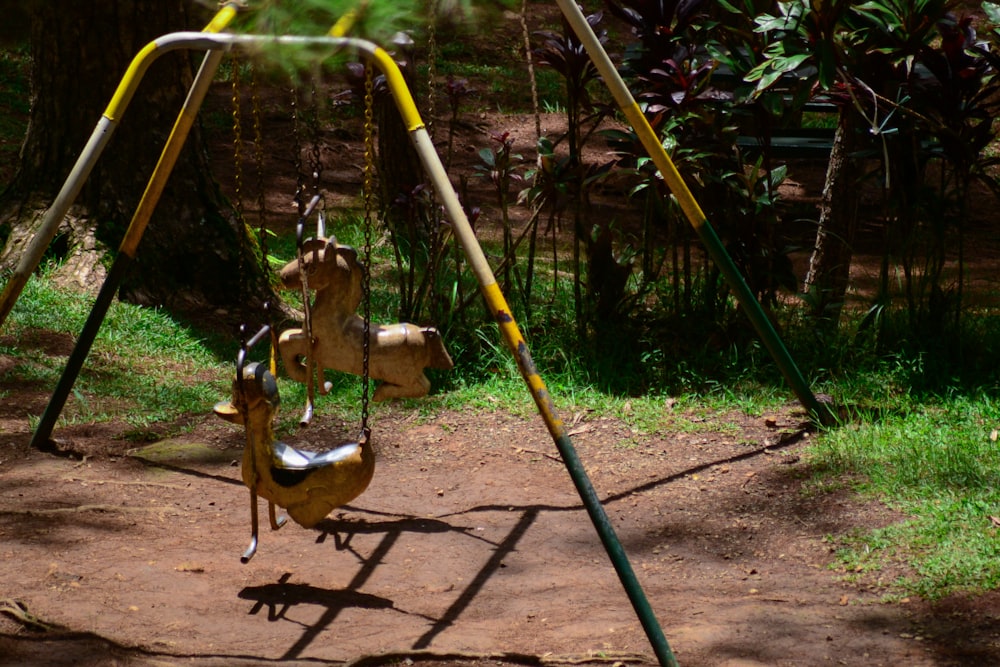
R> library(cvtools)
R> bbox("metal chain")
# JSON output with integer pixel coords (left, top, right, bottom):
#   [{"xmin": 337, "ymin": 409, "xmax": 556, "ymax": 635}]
[
  {"xmin": 420, "ymin": 5, "xmax": 443, "ymax": 321},
  {"xmin": 232, "ymin": 59, "xmax": 244, "ymax": 214},
  {"xmin": 305, "ymin": 82, "xmax": 326, "ymax": 235},
  {"xmin": 291, "ymin": 89, "xmax": 306, "ymax": 215},
  {"xmin": 289, "ymin": 85, "xmax": 319, "ymax": 424},
  {"xmin": 231, "ymin": 52, "xmax": 249, "ymax": 315},
  {"xmin": 360, "ymin": 63, "xmax": 376, "ymax": 435},
  {"xmin": 295, "ymin": 215, "xmax": 316, "ymax": 426},
  {"xmin": 426, "ymin": 0, "xmax": 439, "ymax": 140},
  {"xmin": 308, "ymin": 83, "xmax": 323, "ymax": 198},
  {"xmin": 250, "ymin": 61, "xmax": 269, "ymax": 284}
]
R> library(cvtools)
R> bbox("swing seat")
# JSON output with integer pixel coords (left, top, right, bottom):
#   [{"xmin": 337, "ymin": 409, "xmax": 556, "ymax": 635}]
[
  {"xmin": 278, "ymin": 237, "xmax": 453, "ymax": 402},
  {"xmin": 214, "ymin": 361, "xmax": 375, "ymax": 530},
  {"xmin": 272, "ymin": 440, "xmax": 361, "ymax": 471}
]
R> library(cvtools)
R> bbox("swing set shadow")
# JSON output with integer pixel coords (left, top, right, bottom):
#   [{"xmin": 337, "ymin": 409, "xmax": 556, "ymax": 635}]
[
  {"xmin": 0, "ymin": 2, "xmax": 841, "ymax": 665},
  {"xmin": 235, "ymin": 508, "xmax": 537, "ymax": 661},
  {"xmin": 234, "ymin": 423, "xmax": 803, "ymax": 663}
]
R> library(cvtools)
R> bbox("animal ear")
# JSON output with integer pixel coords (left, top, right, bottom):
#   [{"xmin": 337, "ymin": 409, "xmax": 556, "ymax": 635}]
[
  {"xmin": 213, "ymin": 400, "xmax": 245, "ymax": 425},
  {"xmin": 251, "ymin": 362, "xmax": 280, "ymax": 404},
  {"xmin": 301, "ymin": 238, "xmax": 327, "ymax": 258},
  {"xmin": 338, "ymin": 245, "xmax": 359, "ymax": 266}
]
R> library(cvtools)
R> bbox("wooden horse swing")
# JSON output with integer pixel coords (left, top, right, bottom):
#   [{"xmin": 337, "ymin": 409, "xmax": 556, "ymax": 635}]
[{"xmin": 213, "ymin": 63, "xmax": 452, "ymax": 562}]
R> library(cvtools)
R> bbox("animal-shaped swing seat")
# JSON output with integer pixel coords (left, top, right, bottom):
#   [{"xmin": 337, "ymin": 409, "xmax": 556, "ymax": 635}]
[
  {"xmin": 214, "ymin": 75, "xmax": 452, "ymax": 559},
  {"xmin": 214, "ymin": 231, "xmax": 453, "ymax": 561},
  {"xmin": 278, "ymin": 235, "xmax": 453, "ymax": 403},
  {"xmin": 214, "ymin": 326, "xmax": 376, "ymax": 562}
]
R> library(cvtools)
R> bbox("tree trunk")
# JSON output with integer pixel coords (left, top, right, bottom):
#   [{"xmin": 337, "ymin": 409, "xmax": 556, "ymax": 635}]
[
  {"xmin": 0, "ymin": 1, "xmax": 269, "ymax": 318},
  {"xmin": 802, "ymin": 109, "xmax": 860, "ymax": 329}
]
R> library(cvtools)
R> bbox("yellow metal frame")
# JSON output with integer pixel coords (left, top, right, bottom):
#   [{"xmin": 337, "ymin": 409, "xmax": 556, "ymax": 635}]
[
  {"xmin": 27, "ymin": 28, "xmax": 573, "ymax": 457},
  {"xmin": 18, "ymin": 18, "xmax": 676, "ymax": 666}
]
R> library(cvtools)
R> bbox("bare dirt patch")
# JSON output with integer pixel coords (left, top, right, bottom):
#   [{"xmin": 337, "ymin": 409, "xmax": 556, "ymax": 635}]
[{"xmin": 3, "ymin": 368, "xmax": 1000, "ymax": 667}]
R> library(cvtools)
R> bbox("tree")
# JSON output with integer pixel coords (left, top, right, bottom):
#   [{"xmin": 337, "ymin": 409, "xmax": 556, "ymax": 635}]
[{"xmin": 0, "ymin": 1, "xmax": 270, "ymax": 319}]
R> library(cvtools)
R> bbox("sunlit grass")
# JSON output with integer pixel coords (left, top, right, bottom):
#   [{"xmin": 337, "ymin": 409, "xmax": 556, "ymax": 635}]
[
  {"xmin": 5, "ymin": 264, "xmax": 230, "ymax": 436},
  {"xmin": 810, "ymin": 393, "xmax": 1000, "ymax": 598},
  {"xmin": 9, "ymin": 241, "xmax": 1000, "ymax": 602}
]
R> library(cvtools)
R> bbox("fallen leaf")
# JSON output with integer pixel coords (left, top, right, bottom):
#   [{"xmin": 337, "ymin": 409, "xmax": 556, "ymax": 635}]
[{"xmin": 175, "ymin": 562, "xmax": 204, "ymax": 573}]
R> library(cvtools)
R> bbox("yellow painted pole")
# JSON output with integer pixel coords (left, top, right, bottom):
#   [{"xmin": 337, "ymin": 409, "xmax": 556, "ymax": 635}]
[
  {"xmin": 552, "ymin": 0, "xmax": 829, "ymax": 424},
  {"xmin": 368, "ymin": 42, "xmax": 677, "ymax": 667},
  {"xmin": 25, "ymin": 29, "xmax": 677, "ymax": 662},
  {"xmin": 31, "ymin": 11, "xmax": 239, "ymax": 448},
  {"xmin": 328, "ymin": 2, "xmax": 365, "ymax": 37}
]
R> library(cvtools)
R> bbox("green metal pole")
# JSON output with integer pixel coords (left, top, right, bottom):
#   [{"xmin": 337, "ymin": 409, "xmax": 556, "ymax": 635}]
[
  {"xmin": 552, "ymin": 0, "xmax": 832, "ymax": 425},
  {"xmin": 25, "ymin": 29, "xmax": 678, "ymax": 661},
  {"xmin": 370, "ymin": 45, "xmax": 680, "ymax": 667}
]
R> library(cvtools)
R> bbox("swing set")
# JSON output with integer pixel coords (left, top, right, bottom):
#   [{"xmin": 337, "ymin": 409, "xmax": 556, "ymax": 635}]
[{"xmin": 0, "ymin": 3, "xmax": 838, "ymax": 666}]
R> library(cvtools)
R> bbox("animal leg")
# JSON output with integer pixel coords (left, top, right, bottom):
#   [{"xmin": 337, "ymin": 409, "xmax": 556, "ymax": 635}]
[
  {"xmin": 268, "ymin": 501, "xmax": 286, "ymax": 531},
  {"xmin": 278, "ymin": 329, "xmax": 310, "ymax": 385},
  {"xmin": 372, "ymin": 374, "xmax": 431, "ymax": 401},
  {"xmin": 241, "ymin": 488, "xmax": 260, "ymax": 564}
]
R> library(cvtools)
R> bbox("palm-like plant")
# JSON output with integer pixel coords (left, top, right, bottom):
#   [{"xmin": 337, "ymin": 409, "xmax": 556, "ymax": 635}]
[{"xmin": 532, "ymin": 10, "xmax": 609, "ymax": 328}]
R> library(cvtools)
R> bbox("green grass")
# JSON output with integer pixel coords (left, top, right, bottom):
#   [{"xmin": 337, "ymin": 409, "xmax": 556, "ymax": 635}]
[
  {"xmin": 5, "ymin": 250, "xmax": 767, "ymax": 447},
  {"xmin": 809, "ymin": 391, "xmax": 1000, "ymax": 599},
  {"xmin": 4, "ymin": 265, "xmax": 231, "ymax": 437},
  {"xmin": 424, "ymin": 60, "xmax": 567, "ymax": 113},
  {"xmin": 9, "ymin": 244, "xmax": 1000, "ymax": 603}
]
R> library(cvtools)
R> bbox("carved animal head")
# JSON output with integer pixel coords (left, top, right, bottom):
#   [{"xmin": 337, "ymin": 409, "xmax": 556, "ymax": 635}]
[
  {"xmin": 213, "ymin": 362, "xmax": 280, "ymax": 427},
  {"xmin": 279, "ymin": 237, "xmax": 364, "ymax": 311}
]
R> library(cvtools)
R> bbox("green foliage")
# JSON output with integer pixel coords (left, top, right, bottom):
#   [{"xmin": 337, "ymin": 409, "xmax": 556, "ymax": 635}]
[
  {"xmin": 241, "ymin": 0, "xmax": 423, "ymax": 39},
  {"xmin": 231, "ymin": 0, "xmax": 473, "ymax": 80},
  {"xmin": 744, "ymin": 0, "xmax": 1000, "ymax": 340}
]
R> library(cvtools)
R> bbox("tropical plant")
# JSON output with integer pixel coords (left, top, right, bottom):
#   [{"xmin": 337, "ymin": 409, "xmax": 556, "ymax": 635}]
[
  {"xmin": 600, "ymin": 0, "xmax": 797, "ymax": 333},
  {"xmin": 533, "ymin": 9, "xmax": 611, "ymax": 330},
  {"xmin": 475, "ymin": 131, "xmax": 526, "ymax": 300},
  {"xmin": 744, "ymin": 0, "xmax": 1000, "ymax": 345}
]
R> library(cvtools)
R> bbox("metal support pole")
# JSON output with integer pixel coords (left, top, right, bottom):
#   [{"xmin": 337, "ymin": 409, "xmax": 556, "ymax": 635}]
[
  {"xmin": 369, "ymin": 45, "xmax": 681, "ymax": 667},
  {"xmin": 27, "ymin": 30, "xmax": 677, "ymax": 662},
  {"xmin": 31, "ymin": 40, "xmax": 231, "ymax": 449},
  {"xmin": 552, "ymin": 0, "xmax": 832, "ymax": 425}
]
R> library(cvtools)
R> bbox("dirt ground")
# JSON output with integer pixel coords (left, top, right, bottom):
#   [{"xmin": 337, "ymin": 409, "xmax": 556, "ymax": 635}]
[{"xmin": 4, "ymin": 369, "xmax": 1000, "ymax": 667}]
